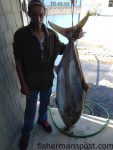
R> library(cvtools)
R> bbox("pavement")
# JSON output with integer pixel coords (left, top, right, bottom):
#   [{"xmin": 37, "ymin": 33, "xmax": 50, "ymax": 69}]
[{"xmin": 11, "ymin": 106, "xmax": 113, "ymax": 150}]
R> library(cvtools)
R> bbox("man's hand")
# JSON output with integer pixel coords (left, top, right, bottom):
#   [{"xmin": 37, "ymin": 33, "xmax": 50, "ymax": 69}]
[
  {"xmin": 78, "ymin": 30, "xmax": 86, "ymax": 39},
  {"xmin": 81, "ymin": 76, "xmax": 89, "ymax": 92},
  {"xmin": 15, "ymin": 60, "xmax": 30, "ymax": 96},
  {"xmin": 21, "ymin": 83, "xmax": 30, "ymax": 95},
  {"xmin": 73, "ymin": 28, "xmax": 86, "ymax": 41},
  {"xmin": 83, "ymin": 82, "xmax": 89, "ymax": 92}
]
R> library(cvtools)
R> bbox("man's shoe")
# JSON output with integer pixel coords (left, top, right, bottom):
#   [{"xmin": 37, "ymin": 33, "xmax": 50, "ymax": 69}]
[
  {"xmin": 19, "ymin": 134, "xmax": 29, "ymax": 150},
  {"xmin": 38, "ymin": 120, "xmax": 52, "ymax": 133}
]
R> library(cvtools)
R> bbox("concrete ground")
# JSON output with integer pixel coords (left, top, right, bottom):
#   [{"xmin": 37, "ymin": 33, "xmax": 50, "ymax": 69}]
[{"xmin": 11, "ymin": 105, "xmax": 113, "ymax": 150}]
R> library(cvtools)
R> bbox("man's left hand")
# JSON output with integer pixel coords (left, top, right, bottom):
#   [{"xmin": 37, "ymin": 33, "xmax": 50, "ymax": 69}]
[{"xmin": 73, "ymin": 28, "xmax": 86, "ymax": 41}]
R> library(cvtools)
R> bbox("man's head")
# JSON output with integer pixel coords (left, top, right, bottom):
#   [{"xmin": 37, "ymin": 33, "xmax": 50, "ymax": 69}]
[
  {"xmin": 28, "ymin": 0, "xmax": 45, "ymax": 13},
  {"xmin": 28, "ymin": 0, "xmax": 46, "ymax": 28}
]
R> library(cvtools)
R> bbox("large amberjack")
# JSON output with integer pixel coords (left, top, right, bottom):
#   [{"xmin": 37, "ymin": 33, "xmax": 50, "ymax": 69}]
[{"xmin": 49, "ymin": 11, "xmax": 90, "ymax": 128}]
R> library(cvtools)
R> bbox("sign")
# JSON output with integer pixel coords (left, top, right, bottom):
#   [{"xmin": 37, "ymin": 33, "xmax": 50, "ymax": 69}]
[{"xmin": 44, "ymin": 0, "xmax": 81, "ymax": 7}]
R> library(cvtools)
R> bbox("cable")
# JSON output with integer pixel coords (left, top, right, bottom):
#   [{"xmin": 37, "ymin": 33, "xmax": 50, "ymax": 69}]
[
  {"xmin": 84, "ymin": 104, "xmax": 94, "ymax": 115},
  {"xmin": 71, "ymin": 1, "xmax": 74, "ymax": 27},
  {"xmin": 45, "ymin": 8, "xmax": 48, "ymax": 27}
]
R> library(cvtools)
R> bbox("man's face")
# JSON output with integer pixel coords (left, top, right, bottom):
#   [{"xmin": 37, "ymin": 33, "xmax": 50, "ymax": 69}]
[{"xmin": 29, "ymin": 5, "xmax": 45, "ymax": 28}]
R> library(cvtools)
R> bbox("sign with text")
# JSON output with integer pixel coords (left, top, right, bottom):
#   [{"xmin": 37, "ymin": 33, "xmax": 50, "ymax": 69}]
[{"xmin": 44, "ymin": 0, "xmax": 81, "ymax": 7}]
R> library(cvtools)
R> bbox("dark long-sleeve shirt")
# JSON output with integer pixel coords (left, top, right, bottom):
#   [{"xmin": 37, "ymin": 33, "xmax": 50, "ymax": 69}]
[{"xmin": 13, "ymin": 23, "xmax": 66, "ymax": 90}]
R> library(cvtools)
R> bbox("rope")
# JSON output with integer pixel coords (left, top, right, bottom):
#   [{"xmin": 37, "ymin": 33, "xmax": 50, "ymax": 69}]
[
  {"xmin": 45, "ymin": 8, "xmax": 48, "ymax": 27},
  {"xmin": 71, "ymin": 0, "xmax": 75, "ymax": 27}
]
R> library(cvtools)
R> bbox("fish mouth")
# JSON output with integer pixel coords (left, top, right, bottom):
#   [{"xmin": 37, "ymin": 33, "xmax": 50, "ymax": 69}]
[{"xmin": 48, "ymin": 11, "xmax": 90, "ymax": 39}]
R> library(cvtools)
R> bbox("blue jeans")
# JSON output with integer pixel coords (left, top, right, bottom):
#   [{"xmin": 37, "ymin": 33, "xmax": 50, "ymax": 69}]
[{"xmin": 21, "ymin": 88, "xmax": 52, "ymax": 136}]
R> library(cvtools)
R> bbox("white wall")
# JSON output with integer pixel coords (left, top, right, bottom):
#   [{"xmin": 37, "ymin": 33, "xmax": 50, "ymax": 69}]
[{"xmin": 79, "ymin": 16, "xmax": 113, "ymax": 49}]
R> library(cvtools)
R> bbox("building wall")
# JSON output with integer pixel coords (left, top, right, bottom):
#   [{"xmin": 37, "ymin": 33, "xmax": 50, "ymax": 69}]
[
  {"xmin": 81, "ymin": 0, "xmax": 113, "ymax": 17},
  {"xmin": 0, "ymin": 0, "xmax": 25, "ymax": 149}
]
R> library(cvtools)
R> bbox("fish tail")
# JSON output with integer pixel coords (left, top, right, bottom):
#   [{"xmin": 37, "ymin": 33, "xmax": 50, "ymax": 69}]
[{"xmin": 48, "ymin": 11, "xmax": 90, "ymax": 39}]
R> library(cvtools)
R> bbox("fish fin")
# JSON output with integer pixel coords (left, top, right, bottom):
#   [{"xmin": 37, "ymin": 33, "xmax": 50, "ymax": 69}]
[
  {"xmin": 74, "ymin": 11, "xmax": 90, "ymax": 29},
  {"xmin": 48, "ymin": 11, "xmax": 90, "ymax": 39}
]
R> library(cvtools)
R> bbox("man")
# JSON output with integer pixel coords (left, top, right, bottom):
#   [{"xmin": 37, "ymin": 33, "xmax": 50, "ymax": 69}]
[{"xmin": 13, "ymin": 0, "xmax": 85, "ymax": 149}]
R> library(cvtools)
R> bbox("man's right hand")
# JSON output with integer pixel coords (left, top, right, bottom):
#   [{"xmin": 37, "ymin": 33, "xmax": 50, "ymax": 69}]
[
  {"xmin": 21, "ymin": 83, "xmax": 30, "ymax": 95},
  {"xmin": 15, "ymin": 60, "xmax": 30, "ymax": 96}
]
